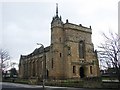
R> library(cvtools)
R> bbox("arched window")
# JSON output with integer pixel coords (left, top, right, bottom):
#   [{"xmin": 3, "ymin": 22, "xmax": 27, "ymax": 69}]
[
  {"xmin": 79, "ymin": 41, "xmax": 84, "ymax": 58},
  {"xmin": 60, "ymin": 53, "xmax": 62, "ymax": 57},
  {"xmin": 73, "ymin": 66, "xmax": 76, "ymax": 74},
  {"xmin": 33, "ymin": 61, "xmax": 35, "ymax": 77},
  {"xmin": 51, "ymin": 58, "xmax": 53, "ymax": 69},
  {"xmin": 90, "ymin": 66, "xmax": 93, "ymax": 74}
]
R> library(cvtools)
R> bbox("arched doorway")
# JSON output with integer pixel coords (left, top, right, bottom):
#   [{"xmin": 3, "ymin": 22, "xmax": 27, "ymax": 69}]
[{"xmin": 79, "ymin": 67, "xmax": 85, "ymax": 78}]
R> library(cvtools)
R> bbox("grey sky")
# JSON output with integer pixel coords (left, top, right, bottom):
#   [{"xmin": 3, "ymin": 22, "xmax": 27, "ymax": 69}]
[{"xmin": 0, "ymin": 0, "xmax": 119, "ymax": 69}]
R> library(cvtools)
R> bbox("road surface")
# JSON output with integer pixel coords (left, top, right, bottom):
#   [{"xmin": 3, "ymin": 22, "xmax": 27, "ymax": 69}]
[{"xmin": 0, "ymin": 82, "xmax": 118, "ymax": 90}]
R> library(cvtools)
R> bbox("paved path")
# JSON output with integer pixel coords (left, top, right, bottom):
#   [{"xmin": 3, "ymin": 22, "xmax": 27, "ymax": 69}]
[{"xmin": 0, "ymin": 82, "xmax": 118, "ymax": 90}]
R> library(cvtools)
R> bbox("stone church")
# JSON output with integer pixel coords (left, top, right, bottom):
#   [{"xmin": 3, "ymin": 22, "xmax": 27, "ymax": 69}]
[{"xmin": 19, "ymin": 5, "xmax": 100, "ymax": 80}]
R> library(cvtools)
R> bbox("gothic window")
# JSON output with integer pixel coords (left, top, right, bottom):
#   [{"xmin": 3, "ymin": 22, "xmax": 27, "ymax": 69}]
[
  {"xmin": 68, "ymin": 47, "xmax": 71, "ymax": 55},
  {"xmin": 73, "ymin": 66, "xmax": 76, "ymax": 74},
  {"xmin": 59, "ymin": 37, "xmax": 61, "ymax": 42},
  {"xmin": 23, "ymin": 63, "xmax": 25, "ymax": 77},
  {"xmin": 33, "ymin": 61, "xmax": 35, "ymax": 77},
  {"xmin": 79, "ymin": 41, "xmax": 84, "ymax": 58},
  {"xmin": 60, "ymin": 53, "xmax": 62, "ymax": 57},
  {"xmin": 26, "ymin": 62, "xmax": 28, "ymax": 77},
  {"xmin": 90, "ymin": 66, "xmax": 93, "ymax": 74},
  {"xmin": 37, "ymin": 60, "xmax": 39, "ymax": 76},
  {"xmin": 51, "ymin": 58, "xmax": 53, "ymax": 69},
  {"xmin": 29, "ymin": 62, "xmax": 31, "ymax": 77}
]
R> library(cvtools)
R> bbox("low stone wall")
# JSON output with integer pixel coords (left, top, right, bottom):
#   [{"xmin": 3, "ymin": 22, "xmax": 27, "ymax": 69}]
[
  {"xmin": 3, "ymin": 77, "xmax": 120, "ymax": 89},
  {"xmin": 83, "ymin": 77, "xmax": 102, "ymax": 88},
  {"xmin": 28, "ymin": 77, "xmax": 42, "ymax": 85},
  {"xmin": 45, "ymin": 79, "xmax": 84, "ymax": 88},
  {"xmin": 102, "ymin": 82, "xmax": 120, "ymax": 89}
]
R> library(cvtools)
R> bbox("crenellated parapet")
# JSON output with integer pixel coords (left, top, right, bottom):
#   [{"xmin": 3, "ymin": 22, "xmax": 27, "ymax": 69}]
[{"xmin": 64, "ymin": 22, "xmax": 92, "ymax": 34}]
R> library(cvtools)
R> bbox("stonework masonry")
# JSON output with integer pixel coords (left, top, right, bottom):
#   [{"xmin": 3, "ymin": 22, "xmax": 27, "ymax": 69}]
[{"xmin": 19, "ymin": 6, "xmax": 100, "ymax": 80}]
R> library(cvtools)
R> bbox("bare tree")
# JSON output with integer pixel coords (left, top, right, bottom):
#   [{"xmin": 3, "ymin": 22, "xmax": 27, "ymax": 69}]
[
  {"xmin": 0, "ymin": 49, "xmax": 10, "ymax": 71},
  {"xmin": 98, "ymin": 32, "xmax": 120, "ymax": 81}
]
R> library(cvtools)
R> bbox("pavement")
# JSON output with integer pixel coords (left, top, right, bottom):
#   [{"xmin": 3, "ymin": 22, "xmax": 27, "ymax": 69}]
[{"xmin": 0, "ymin": 82, "xmax": 119, "ymax": 90}]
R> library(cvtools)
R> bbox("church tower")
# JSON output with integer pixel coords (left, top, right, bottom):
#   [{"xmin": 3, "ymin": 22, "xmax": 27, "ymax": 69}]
[{"xmin": 50, "ymin": 4, "xmax": 65, "ymax": 79}]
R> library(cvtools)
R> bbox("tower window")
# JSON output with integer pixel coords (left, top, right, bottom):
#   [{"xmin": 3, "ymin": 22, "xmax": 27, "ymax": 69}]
[
  {"xmin": 79, "ymin": 41, "xmax": 84, "ymax": 58},
  {"xmin": 60, "ymin": 53, "xmax": 62, "ymax": 57},
  {"xmin": 73, "ymin": 66, "xmax": 76, "ymax": 74},
  {"xmin": 90, "ymin": 66, "xmax": 93, "ymax": 74},
  {"xmin": 51, "ymin": 59, "xmax": 53, "ymax": 69},
  {"xmin": 68, "ymin": 47, "xmax": 71, "ymax": 55},
  {"xmin": 59, "ymin": 37, "xmax": 61, "ymax": 42}
]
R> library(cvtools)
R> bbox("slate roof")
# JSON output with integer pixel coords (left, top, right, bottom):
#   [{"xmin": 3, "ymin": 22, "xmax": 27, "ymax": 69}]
[{"xmin": 20, "ymin": 46, "xmax": 50, "ymax": 59}]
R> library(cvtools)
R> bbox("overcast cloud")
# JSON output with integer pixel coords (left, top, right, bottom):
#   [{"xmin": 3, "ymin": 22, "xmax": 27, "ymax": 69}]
[{"xmin": 0, "ymin": 0, "xmax": 119, "ymax": 69}]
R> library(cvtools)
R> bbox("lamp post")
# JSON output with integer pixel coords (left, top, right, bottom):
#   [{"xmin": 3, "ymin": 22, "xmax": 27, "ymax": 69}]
[{"xmin": 37, "ymin": 43, "xmax": 45, "ymax": 89}]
